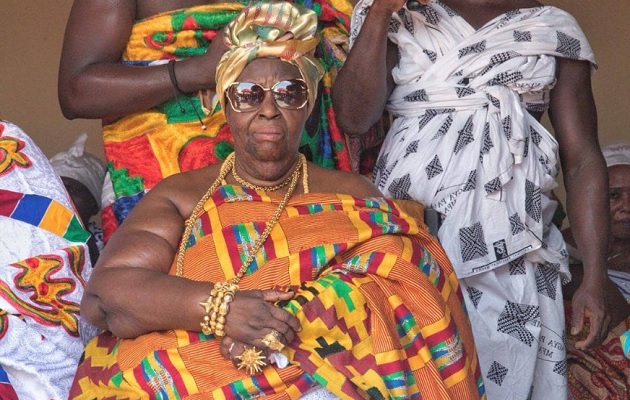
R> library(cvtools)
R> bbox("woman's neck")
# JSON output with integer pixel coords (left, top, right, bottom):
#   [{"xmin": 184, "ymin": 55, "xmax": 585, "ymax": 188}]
[{"xmin": 232, "ymin": 155, "xmax": 300, "ymax": 191}]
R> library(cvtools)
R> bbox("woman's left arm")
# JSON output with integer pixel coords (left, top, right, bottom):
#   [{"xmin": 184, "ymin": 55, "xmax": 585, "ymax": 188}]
[{"xmin": 549, "ymin": 57, "xmax": 611, "ymax": 350}]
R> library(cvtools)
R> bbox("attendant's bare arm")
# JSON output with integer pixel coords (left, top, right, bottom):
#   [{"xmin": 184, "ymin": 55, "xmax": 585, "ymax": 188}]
[
  {"xmin": 550, "ymin": 57, "xmax": 611, "ymax": 349},
  {"xmin": 82, "ymin": 171, "xmax": 300, "ymax": 341},
  {"xmin": 332, "ymin": 0, "xmax": 403, "ymax": 135},
  {"xmin": 80, "ymin": 174, "xmax": 208, "ymax": 338},
  {"xmin": 58, "ymin": 0, "xmax": 226, "ymax": 119}
]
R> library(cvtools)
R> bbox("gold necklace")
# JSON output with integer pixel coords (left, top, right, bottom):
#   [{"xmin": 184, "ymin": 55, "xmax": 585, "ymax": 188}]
[
  {"xmin": 175, "ymin": 152, "xmax": 307, "ymax": 279},
  {"xmin": 232, "ymin": 162, "xmax": 294, "ymax": 192}
]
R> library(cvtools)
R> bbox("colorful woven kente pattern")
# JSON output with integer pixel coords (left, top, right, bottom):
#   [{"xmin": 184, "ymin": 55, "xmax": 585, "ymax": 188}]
[
  {"xmin": 71, "ymin": 189, "xmax": 485, "ymax": 399},
  {"xmin": 101, "ymin": 0, "xmax": 355, "ymax": 241},
  {"xmin": 0, "ymin": 189, "xmax": 89, "ymax": 243}
]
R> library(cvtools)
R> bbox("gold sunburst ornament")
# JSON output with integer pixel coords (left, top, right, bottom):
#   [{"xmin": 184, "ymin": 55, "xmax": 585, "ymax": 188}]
[{"xmin": 234, "ymin": 347, "xmax": 267, "ymax": 375}]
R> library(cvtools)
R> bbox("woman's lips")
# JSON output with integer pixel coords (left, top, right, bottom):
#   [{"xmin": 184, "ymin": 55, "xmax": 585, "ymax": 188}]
[{"xmin": 252, "ymin": 127, "xmax": 283, "ymax": 141}]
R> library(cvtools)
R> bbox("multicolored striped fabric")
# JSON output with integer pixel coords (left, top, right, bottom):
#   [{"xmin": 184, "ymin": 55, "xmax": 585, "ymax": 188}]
[
  {"xmin": 0, "ymin": 189, "xmax": 89, "ymax": 243},
  {"xmin": 100, "ymin": 0, "xmax": 358, "ymax": 242},
  {"xmin": 71, "ymin": 188, "xmax": 485, "ymax": 399}
]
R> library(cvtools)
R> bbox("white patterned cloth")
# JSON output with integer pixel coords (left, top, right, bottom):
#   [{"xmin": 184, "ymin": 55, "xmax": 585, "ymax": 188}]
[
  {"xmin": 0, "ymin": 120, "xmax": 92, "ymax": 399},
  {"xmin": 350, "ymin": 2, "xmax": 595, "ymax": 399}
]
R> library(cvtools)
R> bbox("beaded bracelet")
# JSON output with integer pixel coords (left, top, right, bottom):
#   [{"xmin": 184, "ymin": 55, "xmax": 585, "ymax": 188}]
[
  {"xmin": 200, "ymin": 282, "xmax": 237, "ymax": 336},
  {"xmin": 199, "ymin": 289, "xmax": 215, "ymax": 335}
]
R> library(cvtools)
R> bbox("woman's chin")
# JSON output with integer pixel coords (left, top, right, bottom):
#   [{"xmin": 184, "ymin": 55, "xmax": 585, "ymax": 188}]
[{"xmin": 246, "ymin": 144, "xmax": 293, "ymax": 164}]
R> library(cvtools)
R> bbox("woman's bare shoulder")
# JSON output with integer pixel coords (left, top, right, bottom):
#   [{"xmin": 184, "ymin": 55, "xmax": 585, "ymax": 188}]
[
  {"xmin": 147, "ymin": 164, "xmax": 223, "ymax": 208},
  {"xmin": 307, "ymin": 163, "xmax": 383, "ymax": 198}
]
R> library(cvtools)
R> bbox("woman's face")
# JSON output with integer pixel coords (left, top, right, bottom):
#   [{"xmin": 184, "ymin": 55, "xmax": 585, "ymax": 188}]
[
  {"xmin": 608, "ymin": 164, "xmax": 630, "ymax": 241},
  {"xmin": 224, "ymin": 58, "xmax": 308, "ymax": 170}
]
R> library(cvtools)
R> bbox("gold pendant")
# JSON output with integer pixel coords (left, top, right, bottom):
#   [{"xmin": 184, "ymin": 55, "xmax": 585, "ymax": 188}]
[{"xmin": 235, "ymin": 346, "xmax": 267, "ymax": 375}]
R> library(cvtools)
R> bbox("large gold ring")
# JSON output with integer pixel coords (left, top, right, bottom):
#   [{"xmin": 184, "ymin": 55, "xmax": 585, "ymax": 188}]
[
  {"xmin": 235, "ymin": 346, "xmax": 267, "ymax": 375},
  {"xmin": 261, "ymin": 329, "xmax": 285, "ymax": 352}
]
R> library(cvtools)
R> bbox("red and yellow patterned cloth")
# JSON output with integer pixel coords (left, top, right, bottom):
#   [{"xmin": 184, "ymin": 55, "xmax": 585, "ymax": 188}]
[
  {"xmin": 566, "ymin": 304, "xmax": 630, "ymax": 400},
  {"xmin": 71, "ymin": 187, "xmax": 485, "ymax": 399},
  {"xmin": 101, "ymin": 1, "xmax": 364, "ymax": 241}
]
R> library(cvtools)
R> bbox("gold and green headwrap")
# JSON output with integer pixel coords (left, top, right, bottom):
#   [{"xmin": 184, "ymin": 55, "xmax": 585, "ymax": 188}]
[{"xmin": 215, "ymin": 2, "xmax": 325, "ymax": 114}]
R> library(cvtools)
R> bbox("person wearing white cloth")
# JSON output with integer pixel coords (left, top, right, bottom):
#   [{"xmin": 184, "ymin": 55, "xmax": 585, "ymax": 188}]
[
  {"xmin": 0, "ymin": 120, "xmax": 93, "ymax": 400},
  {"xmin": 333, "ymin": 0, "xmax": 611, "ymax": 398}
]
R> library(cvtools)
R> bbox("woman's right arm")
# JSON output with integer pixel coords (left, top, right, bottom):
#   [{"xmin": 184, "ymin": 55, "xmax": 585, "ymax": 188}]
[
  {"xmin": 332, "ymin": 0, "xmax": 404, "ymax": 135},
  {"xmin": 80, "ymin": 176, "xmax": 213, "ymax": 338},
  {"xmin": 58, "ymin": 0, "xmax": 226, "ymax": 120},
  {"xmin": 82, "ymin": 173, "xmax": 301, "ymax": 342}
]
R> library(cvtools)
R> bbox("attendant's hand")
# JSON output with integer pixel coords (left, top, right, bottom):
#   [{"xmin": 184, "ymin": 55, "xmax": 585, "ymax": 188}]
[
  {"xmin": 225, "ymin": 289, "xmax": 301, "ymax": 350},
  {"xmin": 570, "ymin": 277, "xmax": 611, "ymax": 350},
  {"xmin": 181, "ymin": 31, "xmax": 229, "ymax": 95}
]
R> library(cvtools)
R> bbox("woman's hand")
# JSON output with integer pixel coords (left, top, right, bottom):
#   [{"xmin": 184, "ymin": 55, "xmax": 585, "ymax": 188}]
[{"xmin": 224, "ymin": 289, "xmax": 301, "ymax": 350}]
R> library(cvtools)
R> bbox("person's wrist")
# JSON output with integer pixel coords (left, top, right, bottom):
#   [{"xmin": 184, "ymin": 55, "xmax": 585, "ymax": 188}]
[
  {"xmin": 168, "ymin": 60, "xmax": 188, "ymax": 95},
  {"xmin": 368, "ymin": 2, "xmax": 400, "ymax": 18}
]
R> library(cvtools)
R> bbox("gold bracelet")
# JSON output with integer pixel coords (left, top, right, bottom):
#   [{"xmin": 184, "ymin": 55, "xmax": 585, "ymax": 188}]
[
  {"xmin": 200, "ymin": 282, "xmax": 239, "ymax": 336},
  {"xmin": 199, "ymin": 288, "xmax": 215, "ymax": 335},
  {"xmin": 214, "ymin": 285, "xmax": 237, "ymax": 337},
  {"xmin": 209, "ymin": 283, "xmax": 227, "ymax": 333}
]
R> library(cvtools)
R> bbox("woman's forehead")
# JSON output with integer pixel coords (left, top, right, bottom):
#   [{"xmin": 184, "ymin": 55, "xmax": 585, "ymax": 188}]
[
  {"xmin": 238, "ymin": 58, "xmax": 301, "ymax": 81},
  {"xmin": 609, "ymin": 165, "xmax": 630, "ymax": 187}
]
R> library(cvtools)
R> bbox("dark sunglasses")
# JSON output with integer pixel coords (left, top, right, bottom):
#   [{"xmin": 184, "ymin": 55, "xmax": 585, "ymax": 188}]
[{"xmin": 225, "ymin": 79, "xmax": 309, "ymax": 112}]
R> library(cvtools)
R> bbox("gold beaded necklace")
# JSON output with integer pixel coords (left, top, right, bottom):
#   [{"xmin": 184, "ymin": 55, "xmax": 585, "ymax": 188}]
[
  {"xmin": 175, "ymin": 152, "xmax": 308, "ymax": 279},
  {"xmin": 232, "ymin": 163, "xmax": 293, "ymax": 192}
]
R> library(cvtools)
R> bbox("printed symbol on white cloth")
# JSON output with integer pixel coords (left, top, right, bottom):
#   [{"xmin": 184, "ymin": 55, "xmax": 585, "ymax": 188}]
[
  {"xmin": 535, "ymin": 263, "xmax": 559, "ymax": 301},
  {"xmin": 388, "ymin": 18, "xmax": 401, "ymax": 34},
  {"xmin": 459, "ymin": 222, "xmax": 488, "ymax": 262},
  {"xmin": 525, "ymin": 180, "xmax": 542, "ymax": 222},
  {"xmin": 487, "ymin": 361, "xmax": 509, "ymax": 386},
  {"xmin": 387, "ymin": 174, "xmax": 412, "ymax": 200},
  {"xmin": 556, "ymin": 31, "xmax": 581, "ymax": 59},
  {"xmin": 509, "ymin": 213, "xmax": 526, "ymax": 235},
  {"xmin": 513, "ymin": 30, "xmax": 532, "ymax": 42},
  {"xmin": 419, "ymin": 6, "xmax": 441, "ymax": 25},
  {"xmin": 431, "ymin": 114, "xmax": 453, "ymax": 140},
  {"xmin": 466, "ymin": 286, "xmax": 483, "ymax": 309},
  {"xmin": 423, "ymin": 49, "xmax": 437, "ymax": 63},
  {"xmin": 508, "ymin": 257, "xmax": 526, "ymax": 275},
  {"xmin": 453, "ymin": 115, "xmax": 474, "ymax": 154},
  {"xmin": 493, "ymin": 239, "xmax": 508, "ymax": 260},
  {"xmin": 425, "ymin": 155, "xmax": 443, "ymax": 180},
  {"xmin": 497, "ymin": 301, "xmax": 540, "ymax": 347},
  {"xmin": 458, "ymin": 40, "xmax": 486, "ymax": 59}
]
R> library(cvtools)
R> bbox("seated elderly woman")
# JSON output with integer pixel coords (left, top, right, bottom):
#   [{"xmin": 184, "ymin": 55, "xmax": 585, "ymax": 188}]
[
  {"xmin": 70, "ymin": 3, "xmax": 484, "ymax": 398},
  {"xmin": 563, "ymin": 142, "xmax": 630, "ymax": 399}
]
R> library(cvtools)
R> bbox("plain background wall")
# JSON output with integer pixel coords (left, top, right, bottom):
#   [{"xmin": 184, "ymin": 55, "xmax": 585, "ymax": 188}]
[{"xmin": 1, "ymin": 1, "xmax": 628, "ymax": 204}]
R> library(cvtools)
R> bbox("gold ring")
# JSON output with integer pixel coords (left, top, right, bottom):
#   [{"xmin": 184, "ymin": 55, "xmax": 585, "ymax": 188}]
[
  {"xmin": 235, "ymin": 346, "xmax": 266, "ymax": 375},
  {"xmin": 261, "ymin": 329, "xmax": 285, "ymax": 352}
]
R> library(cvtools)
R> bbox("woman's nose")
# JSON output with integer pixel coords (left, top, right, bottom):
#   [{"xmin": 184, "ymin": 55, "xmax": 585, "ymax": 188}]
[{"xmin": 257, "ymin": 91, "xmax": 280, "ymax": 118}]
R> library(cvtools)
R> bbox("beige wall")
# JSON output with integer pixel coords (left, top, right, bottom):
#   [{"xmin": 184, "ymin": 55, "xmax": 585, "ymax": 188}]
[
  {"xmin": 1, "ymin": 1, "xmax": 628, "ymax": 162},
  {"xmin": 0, "ymin": 1, "xmax": 103, "ymax": 158}
]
